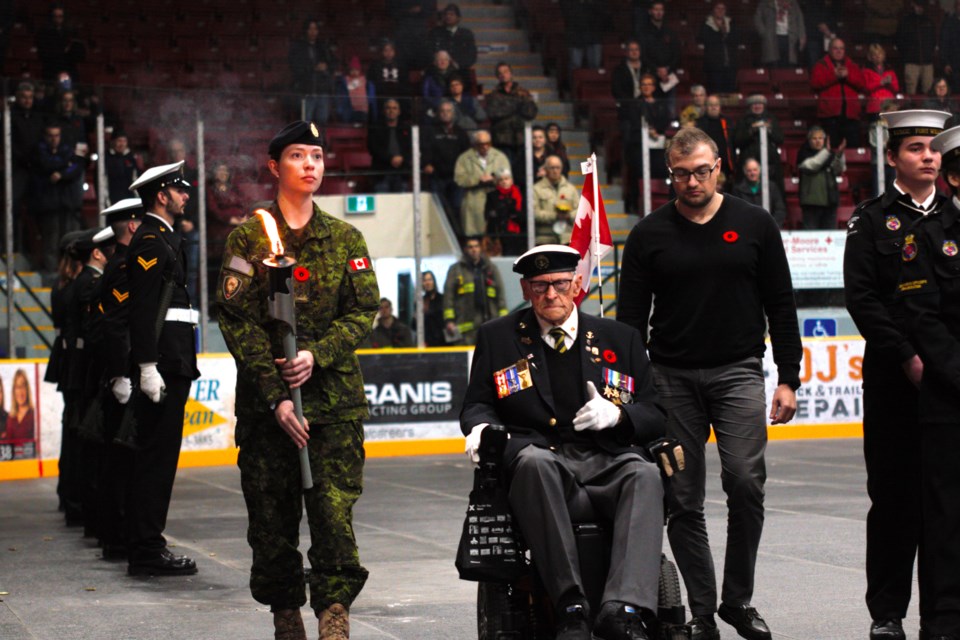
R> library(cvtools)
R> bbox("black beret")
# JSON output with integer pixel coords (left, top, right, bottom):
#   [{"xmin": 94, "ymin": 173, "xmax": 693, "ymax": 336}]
[
  {"xmin": 268, "ymin": 121, "xmax": 324, "ymax": 159},
  {"xmin": 69, "ymin": 228, "xmax": 100, "ymax": 258},
  {"xmin": 58, "ymin": 229, "xmax": 87, "ymax": 254},
  {"xmin": 513, "ymin": 245, "xmax": 581, "ymax": 277}
]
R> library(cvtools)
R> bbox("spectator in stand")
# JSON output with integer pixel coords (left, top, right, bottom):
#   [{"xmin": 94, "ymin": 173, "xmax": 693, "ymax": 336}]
[
  {"xmin": 206, "ymin": 162, "xmax": 246, "ymax": 249},
  {"xmin": 612, "ymin": 39, "xmax": 648, "ymax": 212},
  {"xmin": 368, "ymin": 98, "xmax": 413, "ymax": 193},
  {"xmin": 545, "ymin": 122, "xmax": 571, "ymax": 176},
  {"xmin": 288, "ymin": 18, "xmax": 338, "ymax": 125},
  {"xmin": 423, "ymin": 50, "xmax": 457, "ymax": 115},
  {"xmin": 731, "ymin": 157, "xmax": 788, "ymax": 227},
  {"xmin": 11, "ymin": 82, "xmax": 44, "ymax": 229},
  {"xmin": 733, "ymin": 94, "xmax": 786, "ymax": 193},
  {"xmin": 797, "ymin": 125, "xmax": 846, "ymax": 229},
  {"xmin": 367, "ymin": 39, "xmax": 410, "ymax": 113},
  {"xmin": 562, "ymin": 0, "xmax": 609, "ymax": 70},
  {"xmin": 655, "ymin": 65, "xmax": 680, "ymax": 120},
  {"xmin": 754, "ymin": 0, "xmax": 806, "ymax": 68},
  {"xmin": 533, "ymin": 155, "xmax": 580, "ymax": 245},
  {"xmin": 366, "ymin": 298, "xmax": 414, "ymax": 349},
  {"xmin": 637, "ymin": 1, "xmax": 680, "ymax": 70},
  {"xmin": 30, "ymin": 123, "xmax": 86, "ymax": 272},
  {"xmin": 864, "ymin": 0, "xmax": 904, "ymax": 44},
  {"xmin": 942, "ymin": 0, "xmax": 960, "ymax": 92},
  {"xmin": 426, "ymin": 4, "xmax": 477, "ymax": 71},
  {"xmin": 811, "ymin": 38, "xmax": 865, "ymax": 147},
  {"xmin": 35, "ymin": 5, "xmax": 84, "ymax": 81},
  {"xmin": 486, "ymin": 62, "xmax": 538, "ymax": 178},
  {"xmin": 697, "ymin": 95, "xmax": 736, "ymax": 183},
  {"xmin": 803, "ymin": 0, "xmax": 839, "ymax": 68},
  {"xmin": 422, "ymin": 99, "xmax": 471, "ymax": 231},
  {"xmin": 531, "ymin": 125, "xmax": 549, "ymax": 180},
  {"xmin": 699, "ymin": 2, "xmax": 740, "ymax": 94},
  {"xmin": 679, "ymin": 85, "xmax": 708, "ymax": 128},
  {"xmin": 921, "ymin": 78, "xmax": 960, "ymax": 126},
  {"xmin": 336, "ymin": 56, "xmax": 376, "ymax": 125},
  {"xmin": 54, "ymin": 89, "xmax": 86, "ymax": 148},
  {"xmin": 863, "ymin": 43, "xmax": 900, "ymax": 122},
  {"xmin": 388, "ymin": 0, "xmax": 436, "ymax": 69},
  {"xmin": 624, "ymin": 73, "xmax": 671, "ymax": 212},
  {"xmin": 484, "ymin": 169, "xmax": 525, "ymax": 256},
  {"xmin": 455, "ymin": 129, "xmax": 511, "ymax": 237},
  {"xmin": 448, "ymin": 73, "xmax": 486, "ymax": 131},
  {"xmin": 419, "ymin": 270, "xmax": 446, "ymax": 347},
  {"xmin": 898, "ymin": 0, "xmax": 936, "ymax": 95},
  {"xmin": 105, "ymin": 131, "xmax": 141, "ymax": 205}
]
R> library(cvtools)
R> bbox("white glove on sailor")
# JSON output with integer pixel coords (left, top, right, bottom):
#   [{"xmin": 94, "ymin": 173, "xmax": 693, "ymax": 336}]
[
  {"xmin": 573, "ymin": 382, "xmax": 622, "ymax": 432},
  {"xmin": 139, "ymin": 363, "xmax": 166, "ymax": 404},
  {"xmin": 464, "ymin": 423, "xmax": 488, "ymax": 464},
  {"xmin": 111, "ymin": 376, "xmax": 132, "ymax": 405}
]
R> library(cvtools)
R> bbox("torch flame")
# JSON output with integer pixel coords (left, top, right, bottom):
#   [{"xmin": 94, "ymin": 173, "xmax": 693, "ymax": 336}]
[{"xmin": 255, "ymin": 209, "xmax": 284, "ymax": 256}]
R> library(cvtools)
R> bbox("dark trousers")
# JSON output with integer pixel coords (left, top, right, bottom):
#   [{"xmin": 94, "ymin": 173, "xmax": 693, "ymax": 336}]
[
  {"xmin": 821, "ymin": 115, "xmax": 862, "ymax": 148},
  {"xmin": 58, "ymin": 390, "xmax": 84, "ymax": 523},
  {"xmin": 125, "ymin": 374, "xmax": 191, "ymax": 561},
  {"xmin": 920, "ymin": 421, "xmax": 960, "ymax": 636},
  {"xmin": 652, "ymin": 357, "xmax": 767, "ymax": 615},
  {"xmin": 801, "ymin": 205, "xmax": 838, "ymax": 230},
  {"xmin": 507, "ymin": 444, "xmax": 664, "ymax": 612},
  {"xmin": 97, "ymin": 394, "xmax": 133, "ymax": 549},
  {"xmin": 863, "ymin": 366, "xmax": 922, "ymax": 621}
]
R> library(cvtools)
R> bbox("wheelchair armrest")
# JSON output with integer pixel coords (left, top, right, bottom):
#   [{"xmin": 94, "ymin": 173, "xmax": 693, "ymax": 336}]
[
  {"xmin": 647, "ymin": 438, "xmax": 686, "ymax": 477},
  {"xmin": 478, "ymin": 424, "xmax": 508, "ymax": 490}
]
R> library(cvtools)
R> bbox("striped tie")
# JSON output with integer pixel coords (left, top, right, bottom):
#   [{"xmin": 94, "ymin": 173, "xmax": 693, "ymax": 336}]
[{"xmin": 549, "ymin": 327, "xmax": 567, "ymax": 353}]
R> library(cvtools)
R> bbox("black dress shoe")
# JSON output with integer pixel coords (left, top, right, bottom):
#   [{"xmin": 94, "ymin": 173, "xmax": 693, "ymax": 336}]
[
  {"xmin": 555, "ymin": 602, "xmax": 591, "ymax": 640},
  {"xmin": 870, "ymin": 619, "xmax": 905, "ymax": 640},
  {"xmin": 689, "ymin": 615, "xmax": 721, "ymax": 640},
  {"xmin": 128, "ymin": 548, "xmax": 198, "ymax": 576},
  {"xmin": 594, "ymin": 601, "xmax": 649, "ymax": 640},
  {"xmin": 718, "ymin": 604, "xmax": 771, "ymax": 640}
]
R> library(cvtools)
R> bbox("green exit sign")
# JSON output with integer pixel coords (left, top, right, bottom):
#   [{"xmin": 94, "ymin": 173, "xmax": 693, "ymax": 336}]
[{"xmin": 345, "ymin": 195, "xmax": 376, "ymax": 214}]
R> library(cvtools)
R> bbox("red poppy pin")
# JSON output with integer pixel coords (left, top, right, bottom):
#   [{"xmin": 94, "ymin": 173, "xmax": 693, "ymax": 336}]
[
  {"xmin": 293, "ymin": 266, "xmax": 310, "ymax": 282},
  {"xmin": 723, "ymin": 231, "xmax": 739, "ymax": 243},
  {"xmin": 603, "ymin": 349, "xmax": 617, "ymax": 363}
]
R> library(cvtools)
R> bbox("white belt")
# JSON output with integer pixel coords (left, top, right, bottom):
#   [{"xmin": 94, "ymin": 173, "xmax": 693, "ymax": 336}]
[{"xmin": 165, "ymin": 308, "xmax": 200, "ymax": 324}]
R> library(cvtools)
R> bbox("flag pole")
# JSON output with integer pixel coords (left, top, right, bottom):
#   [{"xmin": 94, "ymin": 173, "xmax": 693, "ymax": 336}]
[{"xmin": 591, "ymin": 153, "xmax": 604, "ymax": 317}]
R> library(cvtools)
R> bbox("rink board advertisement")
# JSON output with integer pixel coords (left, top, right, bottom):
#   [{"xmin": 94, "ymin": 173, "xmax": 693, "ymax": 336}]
[
  {"xmin": 781, "ymin": 231, "xmax": 847, "ymax": 290},
  {"xmin": 2, "ymin": 340, "xmax": 863, "ymax": 480}
]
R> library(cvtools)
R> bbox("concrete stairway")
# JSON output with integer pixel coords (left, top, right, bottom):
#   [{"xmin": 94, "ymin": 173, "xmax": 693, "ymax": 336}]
[{"xmin": 0, "ymin": 255, "xmax": 55, "ymax": 357}]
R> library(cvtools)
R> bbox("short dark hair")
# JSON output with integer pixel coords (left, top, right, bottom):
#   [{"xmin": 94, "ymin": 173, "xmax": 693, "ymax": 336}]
[{"xmin": 666, "ymin": 127, "xmax": 719, "ymax": 165}]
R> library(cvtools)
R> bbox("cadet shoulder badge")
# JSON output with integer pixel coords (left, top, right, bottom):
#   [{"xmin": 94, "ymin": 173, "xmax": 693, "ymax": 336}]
[
  {"xmin": 885, "ymin": 215, "xmax": 901, "ymax": 231},
  {"xmin": 944, "ymin": 240, "xmax": 959, "ymax": 256},
  {"xmin": 223, "ymin": 274, "xmax": 243, "ymax": 300},
  {"xmin": 902, "ymin": 234, "xmax": 918, "ymax": 262}
]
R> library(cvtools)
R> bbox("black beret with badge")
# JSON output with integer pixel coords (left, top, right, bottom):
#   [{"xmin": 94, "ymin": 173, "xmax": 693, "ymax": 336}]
[
  {"xmin": 513, "ymin": 244, "xmax": 581, "ymax": 277},
  {"xmin": 268, "ymin": 120, "xmax": 324, "ymax": 159}
]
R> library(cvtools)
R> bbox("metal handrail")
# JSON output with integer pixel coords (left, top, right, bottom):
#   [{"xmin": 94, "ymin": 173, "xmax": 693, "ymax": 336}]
[{"xmin": 0, "ymin": 280, "xmax": 52, "ymax": 350}]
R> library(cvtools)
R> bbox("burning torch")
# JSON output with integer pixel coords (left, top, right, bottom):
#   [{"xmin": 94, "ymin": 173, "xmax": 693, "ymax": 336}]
[{"xmin": 256, "ymin": 209, "xmax": 313, "ymax": 490}]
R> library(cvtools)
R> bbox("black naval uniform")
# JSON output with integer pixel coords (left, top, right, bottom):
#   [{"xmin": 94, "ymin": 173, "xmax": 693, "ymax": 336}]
[
  {"xmin": 52, "ymin": 276, "xmax": 83, "ymax": 525},
  {"xmin": 843, "ymin": 188, "xmax": 940, "ymax": 622},
  {"xmin": 461, "ymin": 309, "xmax": 667, "ymax": 614},
  {"xmin": 898, "ymin": 200, "xmax": 960, "ymax": 638},
  {"xmin": 125, "ymin": 214, "xmax": 199, "ymax": 572},
  {"xmin": 74, "ymin": 263, "xmax": 105, "ymax": 536}
]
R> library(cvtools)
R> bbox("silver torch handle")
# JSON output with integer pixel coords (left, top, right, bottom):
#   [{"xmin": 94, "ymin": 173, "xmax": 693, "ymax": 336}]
[{"xmin": 281, "ymin": 330, "xmax": 313, "ymax": 490}]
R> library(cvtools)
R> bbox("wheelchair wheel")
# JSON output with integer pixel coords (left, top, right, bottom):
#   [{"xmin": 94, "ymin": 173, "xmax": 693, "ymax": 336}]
[
  {"xmin": 477, "ymin": 581, "xmax": 531, "ymax": 640},
  {"xmin": 656, "ymin": 555, "xmax": 689, "ymax": 640}
]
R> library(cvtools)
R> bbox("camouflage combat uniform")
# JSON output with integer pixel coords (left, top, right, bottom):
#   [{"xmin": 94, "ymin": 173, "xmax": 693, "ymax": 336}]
[
  {"xmin": 217, "ymin": 201, "xmax": 379, "ymax": 615},
  {"xmin": 442, "ymin": 254, "xmax": 508, "ymax": 345}
]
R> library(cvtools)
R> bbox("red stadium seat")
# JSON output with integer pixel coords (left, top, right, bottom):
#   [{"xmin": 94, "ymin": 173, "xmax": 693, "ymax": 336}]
[
  {"xmin": 771, "ymin": 68, "xmax": 810, "ymax": 95},
  {"xmin": 737, "ymin": 68, "xmax": 772, "ymax": 96}
]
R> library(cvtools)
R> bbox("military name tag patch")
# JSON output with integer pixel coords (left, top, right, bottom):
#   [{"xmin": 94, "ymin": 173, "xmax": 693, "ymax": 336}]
[
  {"xmin": 885, "ymin": 215, "xmax": 901, "ymax": 231},
  {"xmin": 902, "ymin": 234, "xmax": 918, "ymax": 262},
  {"xmin": 226, "ymin": 254, "xmax": 254, "ymax": 276},
  {"xmin": 349, "ymin": 256, "xmax": 372, "ymax": 272},
  {"xmin": 223, "ymin": 275, "xmax": 243, "ymax": 300},
  {"xmin": 944, "ymin": 240, "xmax": 959, "ymax": 256},
  {"xmin": 494, "ymin": 359, "xmax": 533, "ymax": 399}
]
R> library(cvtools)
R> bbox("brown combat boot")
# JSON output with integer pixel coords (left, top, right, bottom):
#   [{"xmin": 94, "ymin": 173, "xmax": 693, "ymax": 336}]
[
  {"xmin": 273, "ymin": 608, "xmax": 307, "ymax": 640},
  {"xmin": 317, "ymin": 603, "xmax": 350, "ymax": 639}
]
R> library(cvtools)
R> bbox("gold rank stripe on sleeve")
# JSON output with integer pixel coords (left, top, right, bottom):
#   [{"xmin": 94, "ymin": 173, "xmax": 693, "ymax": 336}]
[
  {"xmin": 112, "ymin": 289, "xmax": 129, "ymax": 303},
  {"xmin": 137, "ymin": 256, "xmax": 158, "ymax": 271},
  {"xmin": 899, "ymin": 279, "xmax": 929, "ymax": 293}
]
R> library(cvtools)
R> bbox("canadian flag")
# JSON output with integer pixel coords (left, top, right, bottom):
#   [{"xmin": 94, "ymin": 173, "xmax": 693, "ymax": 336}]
[{"xmin": 569, "ymin": 154, "xmax": 612, "ymax": 307}]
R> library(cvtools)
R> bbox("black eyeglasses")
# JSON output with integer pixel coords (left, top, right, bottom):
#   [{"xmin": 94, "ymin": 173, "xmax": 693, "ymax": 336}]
[
  {"xmin": 668, "ymin": 158, "xmax": 720, "ymax": 182},
  {"xmin": 527, "ymin": 279, "xmax": 573, "ymax": 295}
]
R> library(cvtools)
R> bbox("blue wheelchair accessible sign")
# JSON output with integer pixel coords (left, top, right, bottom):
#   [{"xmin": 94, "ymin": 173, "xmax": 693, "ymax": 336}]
[{"xmin": 803, "ymin": 318, "xmax": 837, "ymax": 337}]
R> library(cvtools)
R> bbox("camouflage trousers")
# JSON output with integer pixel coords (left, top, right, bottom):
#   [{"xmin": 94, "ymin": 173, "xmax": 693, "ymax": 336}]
[{"xmin": 238, "ymin": 417, "xmax": 368, "ymax": 614}]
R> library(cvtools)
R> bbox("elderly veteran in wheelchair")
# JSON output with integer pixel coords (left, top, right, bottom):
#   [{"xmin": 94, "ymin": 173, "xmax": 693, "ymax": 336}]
[{"xmin": 461, "ymin": 245, "xmax": 670, "ymax": 640}]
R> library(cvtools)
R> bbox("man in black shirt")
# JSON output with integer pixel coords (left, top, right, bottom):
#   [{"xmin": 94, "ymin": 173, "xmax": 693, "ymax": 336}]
[{"xmin": 618, "ymin": 127, "xmax": 801, "ymax": 640}]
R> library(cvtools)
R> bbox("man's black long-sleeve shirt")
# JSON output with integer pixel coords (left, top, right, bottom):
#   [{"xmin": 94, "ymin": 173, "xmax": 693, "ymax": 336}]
[{"xmin": 617, "ymin": 194, "xmax": 802, "ymax": 389}]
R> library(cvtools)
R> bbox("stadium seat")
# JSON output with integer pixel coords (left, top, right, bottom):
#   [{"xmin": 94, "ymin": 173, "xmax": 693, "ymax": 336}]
[{"xmin": 737, "ymin": 68, "xmax": 771, "ymax": 95}]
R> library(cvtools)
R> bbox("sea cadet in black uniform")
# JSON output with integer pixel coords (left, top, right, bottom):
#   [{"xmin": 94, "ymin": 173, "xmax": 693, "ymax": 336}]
[
  {"xmin": 843, "ymin": 110, "xmax": 952, "ymax": 640},
  {"xmin": 898, "ymin": 124, "xmax": 960, "ymax": 640},
  {"xmin": 461, "ymin": 245, "xmax": 668, "ymax": 640},
  {"xmin": 125, "ymin": 161, "xmax": 200, "ymax": 576},
  {"xmin": 94, "ymin": 198, "xmax": 143, "ymax": 560}
]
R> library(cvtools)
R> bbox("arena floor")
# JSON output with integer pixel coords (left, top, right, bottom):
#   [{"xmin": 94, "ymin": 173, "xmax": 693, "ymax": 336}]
[{"xmin": 0, "ymin": 439, "xmax": 920, "ymax": 639}]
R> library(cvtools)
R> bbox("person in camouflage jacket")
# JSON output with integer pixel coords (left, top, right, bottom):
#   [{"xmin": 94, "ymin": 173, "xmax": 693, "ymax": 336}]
[
  {"xmin": 442, "ymin": 236, "xmax": 508, "ymax": 345},
  {"xmin": 217, "ymin": 121, "xmax": 379, "ymax": 640}
]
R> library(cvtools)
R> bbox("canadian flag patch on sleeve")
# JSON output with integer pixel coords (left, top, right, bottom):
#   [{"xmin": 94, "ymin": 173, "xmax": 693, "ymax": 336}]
[{"xmin": 349, "ymin": 256, "xmax": 372, "ymax": 272}]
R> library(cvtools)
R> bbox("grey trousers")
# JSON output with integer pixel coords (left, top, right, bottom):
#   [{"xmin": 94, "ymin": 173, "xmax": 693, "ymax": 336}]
[
  {"xmin": 652, "ymin": 357, "xmax": 768, "ymax": 616},
  {"xmin": 507, "ymin": 443, "xmax": 664, "ymax": 612}
]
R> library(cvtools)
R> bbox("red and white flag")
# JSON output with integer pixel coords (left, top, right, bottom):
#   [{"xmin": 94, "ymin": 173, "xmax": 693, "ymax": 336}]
[{"xmin": 569, "ymin": 154, "xmax": 612, "ymax": 308}]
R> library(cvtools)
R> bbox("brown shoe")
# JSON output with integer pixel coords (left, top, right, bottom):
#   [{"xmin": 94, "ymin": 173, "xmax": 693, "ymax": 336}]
[
  {"xmin": 317, "ymin": 603, "xmax": 350, "ymax": 640},
  {"xmin": 273, "ymin": 609, "xmax": 307, "ymax": 640}
]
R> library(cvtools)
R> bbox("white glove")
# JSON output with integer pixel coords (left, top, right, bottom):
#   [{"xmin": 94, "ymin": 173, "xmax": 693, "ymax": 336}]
[
  {"xmin": 464, "ymin": 423, "xmax": 488, "ymax": 464},
  {"xmin": 139, "ymin": 363, "xmax": 166, "ymax": 404},
  {"xmin": 573, "ymin": 382, "xmax": 622, "ymax": 432},
  {"xmin": 111, "ymin": 377, "xmax": 132, "ymax": 405}
]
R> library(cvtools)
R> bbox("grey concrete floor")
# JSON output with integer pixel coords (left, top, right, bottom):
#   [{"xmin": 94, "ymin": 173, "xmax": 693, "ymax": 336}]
[{"xmin": 0, "ymin": 439, "xmax": 919, "ymax": 640}]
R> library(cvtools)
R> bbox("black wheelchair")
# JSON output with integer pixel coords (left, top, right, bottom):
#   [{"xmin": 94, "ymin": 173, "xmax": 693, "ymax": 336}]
[{"xmin": 470, "ymin": 425, "xmax": 691, "ymax": 640}]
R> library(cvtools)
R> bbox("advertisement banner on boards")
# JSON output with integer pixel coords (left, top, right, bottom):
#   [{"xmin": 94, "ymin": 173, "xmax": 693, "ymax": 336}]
[
  {"xmin": 0, "ymin": 363, "xmax": 41, "ymax": 461},
  {"xmin": 781, "ymin": 231, "xmax": 846, "ymax": 290}
]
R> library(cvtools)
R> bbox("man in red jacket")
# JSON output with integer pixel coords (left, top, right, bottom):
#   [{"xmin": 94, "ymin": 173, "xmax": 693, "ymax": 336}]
[{"xmin": 811, "ymin": 37, "xmax": 866, "ymax": 147}]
